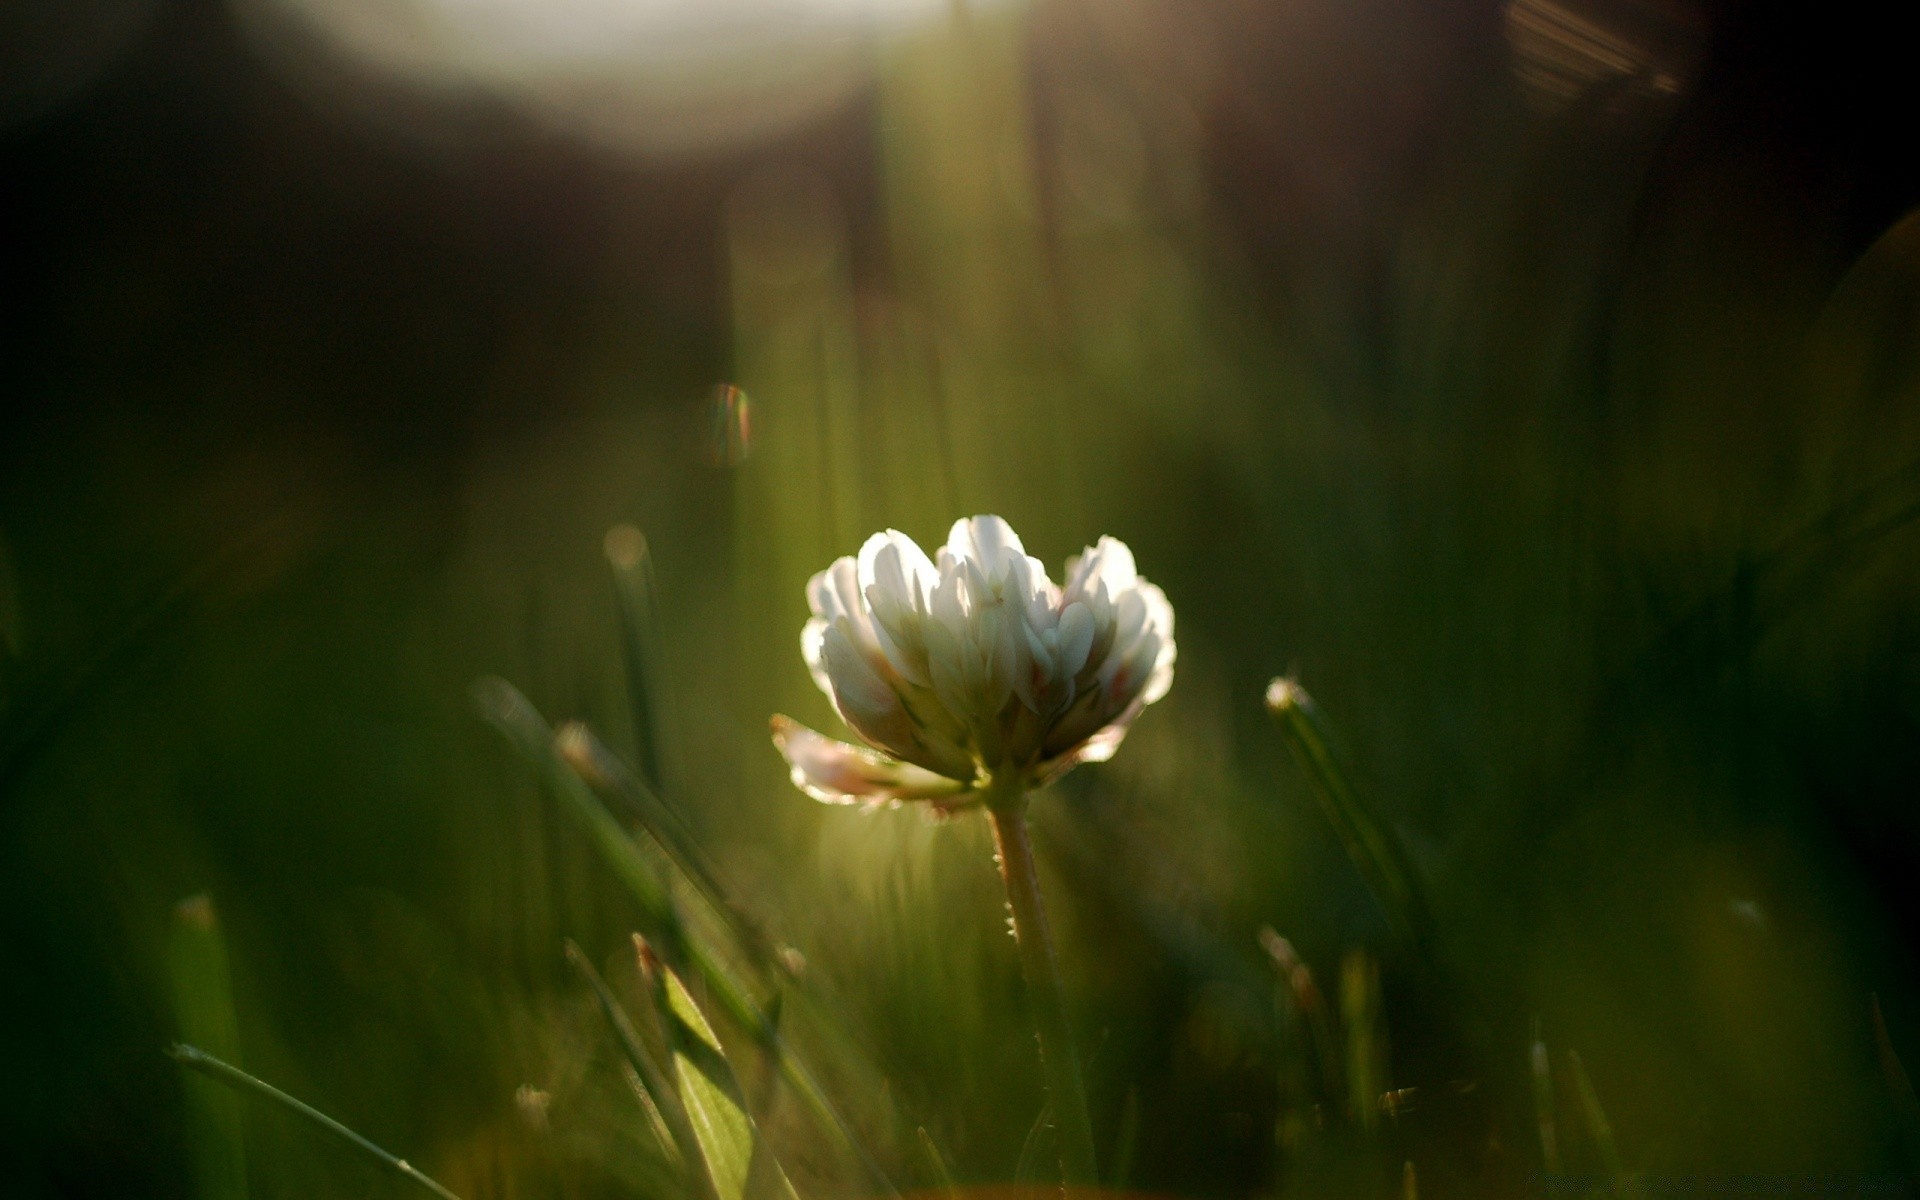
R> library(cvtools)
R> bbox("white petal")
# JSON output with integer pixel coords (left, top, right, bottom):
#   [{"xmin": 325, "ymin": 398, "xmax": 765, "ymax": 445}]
[
  {"xmin": 800, "ymin": 617, "xmax": 834, "ymax": 697},
  {"xmin": 1055, "ymin": 602, "xmax": 1095, "ymax": 680},
  {"xmin": 771, "ymin": 716, "xmax": 968, "ymax": 805},
  {"xmin": 822, "ymin": 622, "xmax": 908, "ymax": 751},
  {"xmin": 1012, "ymin": 620, "xmax": 1053, "ymax": 712},
  {"xmin": 921, "ymin": 616, "xmax": 971, "ymax": 729},
  {"xmin": 946, "ymin": 514, "xmax": 1025, "ymax": 571},
  {"xmin": 1134, "ymin": 581, "xmax": 1176, "ymax": 703},
  {"xmin": 859, "ymin": 530, "xmax": 937, "ymax": 601},
  {"xmin": 1063, "ymin": 536, "xmax": 1137, "ymax": 603}
]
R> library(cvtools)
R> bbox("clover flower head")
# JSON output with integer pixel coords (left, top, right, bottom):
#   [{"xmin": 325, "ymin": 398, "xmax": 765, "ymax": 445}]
[{"xmin": 772, "ymin": 515, "xmax": 1174, "ymax": 810}]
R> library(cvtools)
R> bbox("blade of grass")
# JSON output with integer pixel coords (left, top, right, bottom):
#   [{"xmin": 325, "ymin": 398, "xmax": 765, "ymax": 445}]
[
  {"xmin": 476, "ymin": 678, "xmax": 682, "ymax": 956},
  {"xmin": 1012, "ymin": 1101, "xmax": 1056, "ymax": 1188},
  {"xmin": 477, "ymin": 678, "xmax": 897, "ymax": 1197},
  {"xmin": 916, "ymin": 1127, "xmax": 960, "ymax": 1200},
  {"xmin": 566, "ymin": 716, "xmax": 940, "ymax": 1174},
  {"xmin": 166, "ymin": 896, "xmax": 248, "ymax": 1200},
  {"xmin": 567, "ymin": 941, "xmax": 717, "ymax": 1200},
  {"xmin": 1530, "ymin": 1018, "xmax": 1561, "ymax": 1177},
  {"xmin": 1265, "ymin": 679, "xmax": 1430, "ymax": 947},
  {"xmin": 605, "ymin": 525, "xmax": 669, "ymax": 793},
  {"xmin": 646, "ymin": 943, "xmax": 801, "ymax": 1200},
  {"xmin": 1339, "ymin": 950, "xmax": 1386, "ymax": 1133},
  {"xmin": 557, "ymin": 721, "xmax": 775, "ymax": 968},
  {"xmin": 1567, "ymin": 1050, "xmax": 1634, "ymax": 1199},
  {"xmin": 166, "ymin": 1044, "xmax": 462, "ymax": 1200}
]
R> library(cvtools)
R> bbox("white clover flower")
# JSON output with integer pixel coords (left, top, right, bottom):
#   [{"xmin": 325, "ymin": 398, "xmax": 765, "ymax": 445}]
[{"xmin": 772, "ymin": 515, "xmax": 1175, "ymax": 810}]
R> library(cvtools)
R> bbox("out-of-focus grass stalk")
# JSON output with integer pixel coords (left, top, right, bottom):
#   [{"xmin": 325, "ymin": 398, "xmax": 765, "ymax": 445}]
[
  {"xmin": 604, "ymin": 526, "xmax": 668, "ymax": 793},
  {"xmin": 984, "ymin": 784, "xmax": 1097, "ymax": 1186},
  {"xmin": 557, "ymin": 721, "xmax": 772, "ymax": 969},
  {"xmin": 1264, "ymin": 679, "xmax": 1430, "ymax": 948},
  {"xmin": 916, "ymin": 1126, "xmax": 960, "ymax": 1200},
  {"xmin": 1530, "ymin": 1018, "xmax": 1561, "ymax": 1177},
  {"xmin": 166, "ymin": 1044, "xmax": 462, "ymax": 1200},
  {"xmin": 567, "ymin": 941, "xmax": 716, "ymax": 1200},
  {"xmin": 166, "ymin": 895, "xmax": 248, "ymax": 1200},
  {"xmin": 1567, "ymin": 1050, "xmax": 1635, "ymax": 1199},
  {"xmin": 1340, "ymin": 950, "xmax": 1387, "ymax": 1133},
  {"xmin": 477, "ymin": 678, "xmax": 896, "ymax": 1197},
  {"xmin": 1260, "ymin": 928, "xmax": 1343, "ymax": 1108}
]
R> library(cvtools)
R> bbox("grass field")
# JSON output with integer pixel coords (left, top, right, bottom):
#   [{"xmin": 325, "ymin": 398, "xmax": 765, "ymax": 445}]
[{"xmin": 5, "ymin": 1, "xmax": 1920, "ymax": 1196}]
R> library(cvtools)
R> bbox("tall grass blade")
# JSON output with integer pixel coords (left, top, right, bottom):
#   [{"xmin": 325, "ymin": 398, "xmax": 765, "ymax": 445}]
[
  {"xmin": 1567, "ymin": 1050, "xmax": 1634, "ymax": 1199},
  {"xmin": 1264, "ymin": 679, "xmax": 1430, "ymax": 947},
  {"xmin": 1339, "ymin": 950, "xmax": 1387, "ymax": 1133},
  {"xmin": 1530, "ymin": 1018, "xmax": 1561, "ymax": 1177},
  {"xmin": 604, "ymin": 525, "xmax": 669, "ymax": 792},
  {"xmin": 166, "ymin": 896, "xmax": 248, "ymax": 1200},
  {"xmin": 916, "ymin": 1126, "xmax": 960, "ymax": 1200},
  {"xmin": 166, "ymin": 1044, "xmax": 463, "ymax": 1200},
  {"xmin": 567, "ymin": 941, "xmax": 716, "ymax": 1200},
  {"xmin": 475, "ymin": 678, "xmax": 680, "ymax": 951},
  {"xmin": 1012, "ymin": 1101, "xmax": 1056, "ymax": 1187},
  {"xmin": 477, "ymin": 678, "xmax": 896, "ymax": 1196},
  {"xmin": 557, "ymin": 721, "xmax": 774, "ymax": 966},
  {"xmin": 650, "ymin": 946, "xmax": 801, "ymax": 1200}
]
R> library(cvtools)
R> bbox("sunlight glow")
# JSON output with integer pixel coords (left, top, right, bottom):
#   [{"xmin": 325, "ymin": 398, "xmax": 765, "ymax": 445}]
[{"xmin": 239, "ymin": 0, "xmax": 1006, "ymax": 154}]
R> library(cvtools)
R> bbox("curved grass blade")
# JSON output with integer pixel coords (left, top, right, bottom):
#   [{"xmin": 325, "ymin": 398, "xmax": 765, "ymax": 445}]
[
  {"xmin": 567, "ymin": 941, "xmax": 718, "ymax": 1200},
  {"xmin": 476, "ymin": 678, "xmax": 897, "ymax": 1197},
  {"xmin": 1567, "ymin": 1050, "xmax": 1635, "ymax": 1199},
  {"xmin": 916, "ymin": 1126, "xmax": 960, "ymax": 1200},
  {"xmin": 166, "ymin": 1045, "xmax": 462, "ymax": 1200},
  {"xmin": 167, "ymin": 896, "xmax": 248, "ymax": 1200},
  {"xmin": 646, "ymin": 950, "xmax": 799, "ymax": 1200},
  {"xmin": 1264, "ymin": 678, "xmax": 1431, "ymax": 947}
]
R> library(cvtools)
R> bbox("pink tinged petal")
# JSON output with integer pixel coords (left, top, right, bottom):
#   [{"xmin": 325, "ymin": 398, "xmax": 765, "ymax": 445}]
[
  {"xmin": 771, "ymin": 716, "xmax": 968, "ymax": 805},
  {"xmin": 1039, "ymin": 683, "xmax": 1111, "ymax": 760},
  {"xmin": 1012, "ymin": 620, "xmax": 1053, "ymax": 713},
  {"xmin": 1033, "ymin": 713, "xmax": 1138, "ymax": 787}
]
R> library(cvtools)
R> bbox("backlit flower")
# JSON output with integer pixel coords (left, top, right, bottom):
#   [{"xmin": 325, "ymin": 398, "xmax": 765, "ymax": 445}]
[{"xmin": 772, "ymin": 515, "xmax": 1174, "ymax": 809}]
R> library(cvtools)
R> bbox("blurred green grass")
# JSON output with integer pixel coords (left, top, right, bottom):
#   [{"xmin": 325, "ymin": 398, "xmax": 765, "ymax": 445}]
[{"xmin": 6, "ymin": 0, "xmax": 1920, "ymax": 1196}]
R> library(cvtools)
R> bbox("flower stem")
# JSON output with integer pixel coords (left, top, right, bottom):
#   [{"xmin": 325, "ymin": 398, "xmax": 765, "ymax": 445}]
[{"xmin": 987, "ymin": 796, "xmax": 1097, "ymax": 1186}]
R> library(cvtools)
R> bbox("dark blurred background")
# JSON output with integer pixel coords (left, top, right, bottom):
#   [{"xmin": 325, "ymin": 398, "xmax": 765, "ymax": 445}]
[{"xmin": 6, "ymin": 0, "xmax": 1920, "ymax": 1195}]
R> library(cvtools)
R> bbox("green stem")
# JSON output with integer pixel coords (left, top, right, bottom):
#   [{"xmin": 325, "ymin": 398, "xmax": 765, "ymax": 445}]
[
  {"xmin": 986, "ymin": 793, "xmax": 1097, "ymax": 1186},
  {"xmin": 167, "ymin": 1044, "xmax": 463, "ymax": 1200}
]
